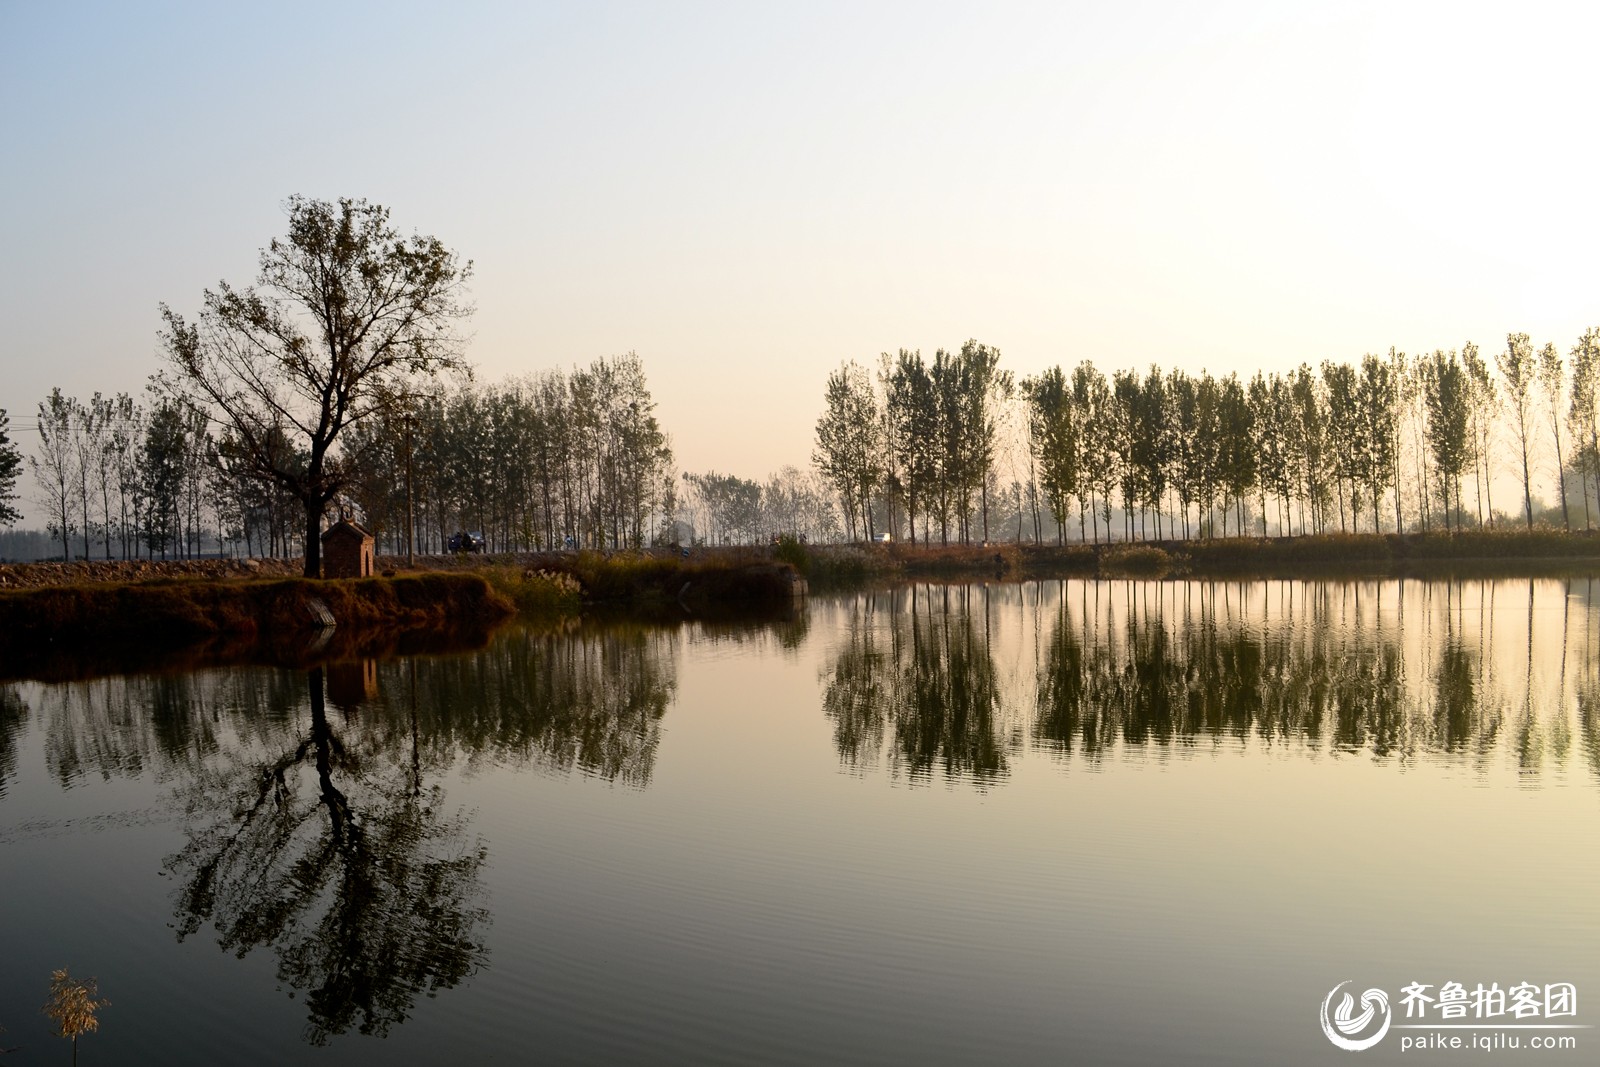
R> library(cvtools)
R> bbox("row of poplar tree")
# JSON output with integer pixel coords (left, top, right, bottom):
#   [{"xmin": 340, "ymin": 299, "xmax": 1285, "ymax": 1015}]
[
  {"xmin": 17, "ymin": 389, "xmax": 258, "ymax": 562},
  {"xmin": 8, "ymin": 353, "xmax": 676, "ymax": 561},
  {"xmin": 813, "ymin": 332, "xmax": 1600, "ymax": 544},
  {"xmin": 10, "ymin": 332, "xmax": 1600, "ymax": 561},
  {"xmin": 345, "ymin": 353, "xmax": 674, "ymax": 554},
  {"xmin": 679, "ymin": 467, "xmax": 843, "ymax": 546}
]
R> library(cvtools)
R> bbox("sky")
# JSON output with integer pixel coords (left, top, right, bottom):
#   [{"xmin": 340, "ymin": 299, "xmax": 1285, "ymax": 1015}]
[{"xmin": 4, "ymin": 1, "xmax": 1599, "ymax": 524}]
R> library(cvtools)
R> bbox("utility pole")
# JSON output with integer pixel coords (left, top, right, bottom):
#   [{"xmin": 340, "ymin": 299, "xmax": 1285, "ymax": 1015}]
[{"xmin": 404, "ymin": 411, "xmax": 415, "ymax": 567}]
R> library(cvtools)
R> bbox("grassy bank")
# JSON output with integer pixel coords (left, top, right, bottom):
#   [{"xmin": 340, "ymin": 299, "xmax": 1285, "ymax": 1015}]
[
  {"xmin": 775, "ymin": 528, "xmax": 1600, "ymax": 583},
  {"xmin": 0, "ymin": 572, "xmax": 515, "ymax": 681},
  {"xmin": 1167, "ymin": 528, "xmax": 1600, "ymax": 575},
  {"xmin": 435, "ymin": 551, "xmax": 808, "ymax": 610},
  {"xmin": 0, "ymin": 554, "xmax": 810, "ymax": 681}
]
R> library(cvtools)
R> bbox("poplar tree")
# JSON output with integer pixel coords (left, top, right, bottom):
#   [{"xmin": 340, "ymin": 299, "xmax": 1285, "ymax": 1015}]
[
  {"xmin": 1497, "ymin": 332, "xmax": 1539, "ymax": 528},
  {"xmin": 1536, "ymin": 341, "xmax": 1571, "ymax": 530},
  {"xmin": 30, "ymin": 388, "xmax": 79, "ymax": 560},
  {"xmin": 960, "ymin": 339, "xmax": 1012, "ymax": 542},
  {"xmin": 141, "ymin": 401, "xmax": 187, "ymax": 559},
  {"xmin": 1250, "ymin": 372, "xmax": 1292, "ymax": 536},
  {"xmin": 105, "ymin": 395, "xmax": 144, "ymax": 558},
  {"xmin": 1356, "ymin": 353, "xmax": 1397, "ymax": 533},
  {"xmin": 1263, "ymin": 373, "xmax": 1298, "ymax": 535},
  {"xmin": 1137, "ymin": 367, "xmax": 1171, "ymax": 538},
  {"xmin": 1217, "ymin": 373, "xmax": 1255, "ymax": 535},
  {"xmin": 1167, "ymin": 370, "xmax": 1200, "ymax": 538},
  {"xmin": 1570, "ymin": 328, "xmax": 1600, "ymax": 530},
  {"xmin": 1423, "ymin": 350, "xmax": 1471, "ymax": 531},
  {"xmin": 887, "ymin": 350, "xmax": 937, "ymax": 543},
  {"xmin": 1023, "ymin": 366, "xmax": 1077, "ymax": 543},
  {"xmin": 1321, "ymin": 361, "xmax": 1360, "ymax": 531},
  {"xmin": 1073, "ymin": 362, "xmax": 1115, "ymax": 543},
  {"xmin": 1461, "ymin": 342, "xmax": 1497, "ymax": 525},
  {"xmin": 67, "ymin": 394, "xmax": 106, "ymax": 560},
  {"xmin": 813, "ymin": 360, "xmax": 881, "ymax": 541},
  {"xmin": 1111, "ymin": 370, "xmax": 1143, "ymax": 540},
  {"xmin": 0, "ymin": 409, "xmax": 21, "ymax": 528},
  {"xmin": 1196, "ymin": 372, "xmax": 1225, "ymax": 535},
  {"xmin": 1291, "ymin": 365, "xmax": 1330, "ymax": 535}
]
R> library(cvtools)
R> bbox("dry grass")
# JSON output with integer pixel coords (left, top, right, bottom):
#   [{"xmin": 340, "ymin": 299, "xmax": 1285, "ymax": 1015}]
[
  {"xmin": 1169, "ymin": 528, "xmax": 1600, "ymax": 574},
  {"xmin": 478, "ymin": 565, "xmax": 585, "ymax": 615},
  {"xmin": 460, "ymin": 551, "xmax": 804, "ymax": 607},
  {"xmin": 1097, "ymin": 545, "xmax": 1174, "ymax": 577}
]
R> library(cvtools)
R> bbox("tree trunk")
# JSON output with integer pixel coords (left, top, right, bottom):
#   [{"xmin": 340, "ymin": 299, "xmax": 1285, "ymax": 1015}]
[
  {"xmin": 303, "ymin": 496, "xmax": 324, "ymax": 578},
  {"xmin": 1553, "ymin": 423, "xmax": 1570, "ymax": 531},
  {"xmin": 1520, "ymin": 437, "xmax": 1534, "ymax": 529}
]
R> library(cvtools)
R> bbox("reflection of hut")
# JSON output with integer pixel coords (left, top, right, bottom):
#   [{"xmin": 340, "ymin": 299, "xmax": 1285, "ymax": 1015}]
[
  {"xmin": 327, "ymin": 658, "xmax": 379, "ymax": 710},
  {"xmin": 321, "ymin": 519, "xmax": 374, "ymax": 578}
]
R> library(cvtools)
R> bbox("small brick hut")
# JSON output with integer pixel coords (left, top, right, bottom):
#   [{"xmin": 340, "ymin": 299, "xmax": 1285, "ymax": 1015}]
[{"xmin": 321, "ymin": 519, "xmax": 375, "ymax": 578}]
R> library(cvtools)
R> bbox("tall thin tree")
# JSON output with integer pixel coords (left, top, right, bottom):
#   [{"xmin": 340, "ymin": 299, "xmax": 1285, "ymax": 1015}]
[{"xmin": 1496, "ymin": 332, "xmax": 1539, "ymax": 529}]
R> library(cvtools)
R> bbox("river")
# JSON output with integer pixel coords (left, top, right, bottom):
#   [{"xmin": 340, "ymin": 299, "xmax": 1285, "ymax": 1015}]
[{"xmin": 2, "ymin": 577, "xmax": 1597, "ymax": 1064}]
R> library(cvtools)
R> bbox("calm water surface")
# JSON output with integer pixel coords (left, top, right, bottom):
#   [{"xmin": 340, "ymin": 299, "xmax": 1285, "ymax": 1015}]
[{"xmin": 2, "ymin": 577, "xmax": 1598, "ymax": 1065}]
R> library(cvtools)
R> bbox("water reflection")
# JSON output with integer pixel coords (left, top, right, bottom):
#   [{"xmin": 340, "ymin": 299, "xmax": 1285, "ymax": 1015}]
[
  {"xmin": 153, "ymin": 623, "xmax": 681, "ymax": 1041},
  {"xmin": 396, "ymin": 623, "xmax": 678, "ymax": 786},
  {"xmin": 0, "ymin": 684, "xmax": 25, "ymax": 799},
  {"xmin": 16, "ymin": 622, "xmax": 683, "ymax": 1045},
  {"xmin": 3, "ymin": 578, "xmax": 1599, "ymax": 1061},
  {"xmin": 821, "ymin": 577, "xmax": 1600, "ymax": 784},
  {"xmin": 823, "ymin": 585, "xmax": 1009, "ymax": 784},
  {"xmin": 166, "ymin": 667, "xmax": 489, "ymax": 1044}
]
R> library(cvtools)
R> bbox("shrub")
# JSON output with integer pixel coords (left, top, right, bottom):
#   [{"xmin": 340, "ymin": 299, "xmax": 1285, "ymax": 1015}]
[
  {"xmin": 773, "ymin": 534, "xmax": 810, "ymax": 576},
  {"xmin": 480, "ymin": 565, "xmax": 583, "ymax": 616}
]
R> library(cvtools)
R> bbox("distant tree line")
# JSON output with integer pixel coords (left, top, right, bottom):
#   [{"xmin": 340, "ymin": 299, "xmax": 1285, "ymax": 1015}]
[
  {"xmin": 343, "ymin": 353, "xmax": 675, "ymax": 553},
  {"xmin": 14, "ymin": 353, "xmax": 677, "ymax": 561},
  {"xmin": 16, "ymin": 388, "xmax": 306, "ymax": 561},
  {"xmin": 12, "ymin": 327, "xmax": 1600, "ymax": 560},
  {"xmin": 814, "ymin": 341, "xmax": 1014, "ymax": 543},
  {"xmin": 679, "ymin": 466, "xmax": 841, "ymax": 546},
  {"xmin": 813, "ymin": 332, "xmax": 1600, "ymax": 543}
]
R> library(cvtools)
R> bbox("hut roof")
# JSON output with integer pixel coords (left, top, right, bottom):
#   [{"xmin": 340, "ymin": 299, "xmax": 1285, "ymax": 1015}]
[{"xmin": 321, "ymin": 519, "xmax": 372, "ymax": 543}]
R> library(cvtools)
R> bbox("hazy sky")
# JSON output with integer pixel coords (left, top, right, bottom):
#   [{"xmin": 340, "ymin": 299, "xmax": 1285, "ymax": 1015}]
[{"xmin": 4, "ymin": 1, "xmax": 1599, "ymax": 516}]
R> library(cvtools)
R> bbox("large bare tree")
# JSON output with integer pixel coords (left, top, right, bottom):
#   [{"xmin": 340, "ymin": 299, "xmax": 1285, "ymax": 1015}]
[{"xmin": 160, "ymin": 196, "xmax": 472, "ymax": 576}]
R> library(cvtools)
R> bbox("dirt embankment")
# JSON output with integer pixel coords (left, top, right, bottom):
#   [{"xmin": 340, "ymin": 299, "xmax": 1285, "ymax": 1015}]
[
  {"xmin": 0, "ymin": 557, "xmax": 302, "ymax": 590},
  {"xmin": 0, "ymin": 572, "xmax": 516, "ymax": 682}
]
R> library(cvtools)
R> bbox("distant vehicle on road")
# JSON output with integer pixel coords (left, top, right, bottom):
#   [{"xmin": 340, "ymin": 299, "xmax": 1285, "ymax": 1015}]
[
  {"xmin": 875, "ymin": 533, "xmax": 893, "ymax": 543},
  {"xmin": 449, "ymin": 530, "xmax": 486, "ymax": 553}
]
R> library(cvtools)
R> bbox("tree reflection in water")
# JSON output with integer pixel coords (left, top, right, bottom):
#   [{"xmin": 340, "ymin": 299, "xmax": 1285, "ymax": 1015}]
[
  {"xmin": 154, "ymin": 625, "xmax": 680, "ymax": 1042},
  {"xmin": 823, "ymin": 584, "xmax": 1008, "ymax": 785},
  {"xmin": 0, "ymin": 684, "xmax": 26, "ymax": 800},
  {"xmin": 165, "ymin": 666, "xmax": 489, "ymax": 1045},
  {"xmin": 10, "ymin": 580, "xmax": 1600, "ymax": 1040},
  {"xmin": 823, "ymin": 577, "xmax": 1600, "ymax": 783},
  {"xmin": 398, "ymin": 623, "xmax": 678, "ymax": 787},
  {"xmin": 0, "ymin": 623, "xmax": 682, "ymax": 1043}
]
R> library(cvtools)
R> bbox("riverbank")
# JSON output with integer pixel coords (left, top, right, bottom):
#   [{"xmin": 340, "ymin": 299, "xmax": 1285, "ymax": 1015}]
[
  {"xmin": 787, "ymin": 528, "xmax": 1600, "ymax": 582},
  {"xmin": 2, "ymin": 530, "xmax": 1594, "ymax": 680},
  {"xmin": 0, "ymin": 572, "xmax": 515, "ymax": 681},
  {"xmin": 0, "ymin": 555, "xmax": 302, "ymax": 589},
  {"xmin": 433, "ymin": 550, "xmax": 808, "ymax": 610},
  {"xmin": 0, "ymin": 554, "xmax": 810, "ymax": 681}
]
